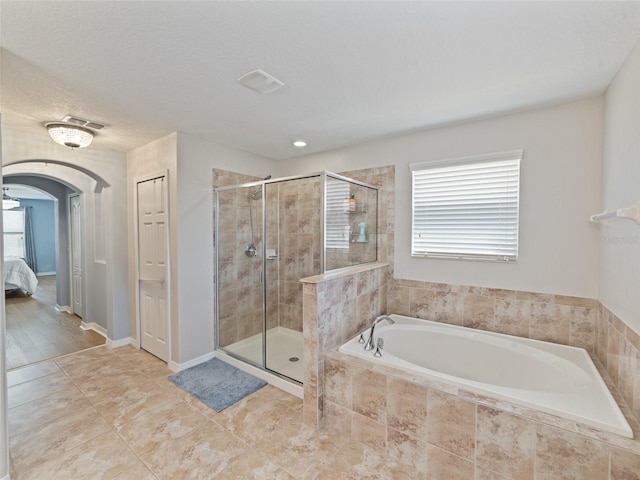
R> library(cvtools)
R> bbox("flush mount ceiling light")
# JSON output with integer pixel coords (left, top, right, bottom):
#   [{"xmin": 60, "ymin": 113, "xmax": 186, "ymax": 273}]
[
  {"xmin": 2, "ymin": 188, "xmax": 20, "ymax": 210},
  {"xmin": 292, "ymin": 140, "xmax": 307, "ymax": 147},
  {"xmin": 46, "ymin": 122, "xmax": 95, "ymax": 149}
]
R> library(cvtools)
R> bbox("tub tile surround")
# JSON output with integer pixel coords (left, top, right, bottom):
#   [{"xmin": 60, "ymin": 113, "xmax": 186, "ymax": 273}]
[
  {"xmin": 303, "ymin": 267, "xmax": 640, "ymax": 477},
  {"xmin": 597, "ymin": 303, "xmax": 640, "ymax": 425},
  {"xmin": 301, "ymin": 262, "xmax": 389, "ymax": 428},
  {"xmin": 324, "ymin": 348, "xmax": 640, "ymax": 480},
  {"xmin": 388, "ymin": 279, "xmax": 598, "ymax": 351}
]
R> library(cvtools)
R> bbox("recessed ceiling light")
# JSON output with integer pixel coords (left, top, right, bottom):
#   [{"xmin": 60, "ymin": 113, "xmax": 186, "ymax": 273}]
[{"xmin": 292, "ymin": 140, "xmax": 307, "ymax": 147}]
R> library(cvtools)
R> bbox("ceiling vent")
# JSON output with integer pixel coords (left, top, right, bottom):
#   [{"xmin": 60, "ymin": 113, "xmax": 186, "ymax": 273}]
[
  {"xmin": 236, "ymin": 69, "xmax": 284, "ymax": 95},
  {"xmin": 62, "ymin": 115, "xmax": 108, "ymax": 130}
]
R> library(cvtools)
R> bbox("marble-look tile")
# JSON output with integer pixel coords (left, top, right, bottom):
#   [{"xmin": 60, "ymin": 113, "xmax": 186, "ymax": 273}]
[
  {"xmin": 214, "ymin": 385, "xmax": 295, "ymax": 446},
  {"xmin": 426, "ymin": 444, "xmax": 474, "ymax": 480},
  {"xmin": 16, "ymin": 431, "xmax": 138, "ymax": 480},
  {"xmin": 8, "ymin": 386, "xmax": 88, "ymax": 437},
  {"xmin": 386, "ymin": 427, "xmax": 428, "ymax": 476},
  {"xmin": 93, "ymin": 377, "xmax": 177, "ymax": 427},
  {"xmin": 7, "ymin": 360, "xmax": 60, "ymax": 387},
  {"xmin": 141, "ymin": 422, "xmax": 246, "ymax": 480},
  {"xmin": 474, "ymin": 465, "xmax": 513, "ymax": 480},
  {"xmin": 607, "ymin": 324, "xmax": 623, "ymax": 387},
  {"xmin": 475, "ymin": 406, "xmax": 535, "ymax": 479},
  {"xmin": 214, "ymin": 449, "xmax": 296, "ymax": 480},
  {"xmin": 463, "ymin": 294, "xmax": 494, "ymax": 330},
  {"xmin": 568, "ymin": 306, "xmax": 596, "ymax": 351},
  {"xmin": 257, "ymin": 410, "xmax": 344, "ymax": 479},
  {"xmin": 530, "ymin": 302, "xmax": 570, "ymax": 344},
  {"xmin": 611, "ymin": 447, "xmax": 640, "ymax": 480},
  {"xmin": 10, "ymin": 405, "xmax": 111, "ymax": 473},
  {"xmin": 634, "ymin": 351, "xmax": 640, "ymax": 422},
  {"xmin": 435, "ymin": 291, "xmax": 465, "ymax": 326},
  {"xmin": 352, "ymin": 412, "xmax": 386, "ymax": 451},
  {"xmin": 409, "ymin": 288, "xmax": 436, "ymax": 320},
  {"xmin": 386, "ymin": 377, "xmax": 428, "ymax": 440},
  {"xmin": 8, "ymin": 370, "xmax": 76, "ymax": 408},
  {"xmin": 115, "ymin": 397, "xmax": 206, "ymax": 457},
  {"xmin": 493, "ymin": 298, "xmax": 530, "ymax": 337},
  {"xmin": 535, "ymin": 424, "xmax": 609, "ymax": 480},
  {"xmin": 325, "ymin": 355, "xmax": 352, "ymax": 409},
  {"xmin": 387, "ymin": 284, "xmax": 410, "ymax": 316},
  {"xmin": 316, "ymin": 439, "xmax": 401, "ymax": 480},
  {"xmin": 110, "ymin": 460, "xmax": 158, "ymax": 480},
  {"xmin": 324, "ymin": 400, "xmax": 352, "ymax": 437},
  {"xmin": 352, "ymin": 369, "xmax": 386, "ymax": 422},
  {"xmin": 427, "ymin": 389, "xmax": 475, "ymax": 459}
]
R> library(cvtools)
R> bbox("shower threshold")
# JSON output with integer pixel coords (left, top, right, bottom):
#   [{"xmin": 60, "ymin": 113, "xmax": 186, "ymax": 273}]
[{"xmin": 222, "ymin": 326, "xmax": 303, "ymax": 383}]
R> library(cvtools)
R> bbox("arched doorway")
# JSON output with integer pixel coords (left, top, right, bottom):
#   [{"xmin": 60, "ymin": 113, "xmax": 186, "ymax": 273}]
[{"xmin": 2, "ymin": 174, "xmax": 105, "ymax": 368}]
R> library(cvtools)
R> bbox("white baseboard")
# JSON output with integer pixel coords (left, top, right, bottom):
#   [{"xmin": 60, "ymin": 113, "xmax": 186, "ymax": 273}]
[
  {"xmin": 55, "ymin": 305, "xmax": 72, "ymax": 313},
  {"xmin": 106, "ymin": 337, "xmax": 136, "ymax": 349},
  {"xmin": 36, "ymin": 271, "xmax": 56, "ymax": 276},
  {"xmin": 80, "ymin": 321, "xmax": 107, "ymax": 338},
  {"xmin": 168, "ymin": 351, "xmax": 216, "ymax": 373}
]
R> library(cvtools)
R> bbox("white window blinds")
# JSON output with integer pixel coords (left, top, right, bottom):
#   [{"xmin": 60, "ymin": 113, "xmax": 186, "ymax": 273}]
[
  {"xmin": 325, "ymin": 179, "xmax": 350, "ymax": 249},
  {"xmin": 410, "ymin": 150, "xmax": 522, "ymax": 262}
]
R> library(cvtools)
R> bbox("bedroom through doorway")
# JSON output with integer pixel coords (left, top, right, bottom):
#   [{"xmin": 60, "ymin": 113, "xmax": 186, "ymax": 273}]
[{"xmin": 2, "ymin": 182, "xmax": 104, "ymax": 370}]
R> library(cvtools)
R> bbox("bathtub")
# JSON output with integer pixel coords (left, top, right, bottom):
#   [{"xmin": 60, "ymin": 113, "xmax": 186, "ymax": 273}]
[{"xmin": 339, "ymin": 314, "xmax": 633, "ymax": 438}]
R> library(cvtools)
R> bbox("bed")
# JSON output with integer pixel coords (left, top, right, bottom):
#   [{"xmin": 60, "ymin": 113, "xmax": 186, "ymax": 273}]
[{"xmin": 4, "ymin": 257, "xmax": 38, "ymax": 295}]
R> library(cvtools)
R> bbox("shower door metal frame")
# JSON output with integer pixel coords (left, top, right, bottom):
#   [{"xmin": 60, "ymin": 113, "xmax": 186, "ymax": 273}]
[{"xmin": 214, "ymin": 171, "xmax": 378, "ymax": 384}]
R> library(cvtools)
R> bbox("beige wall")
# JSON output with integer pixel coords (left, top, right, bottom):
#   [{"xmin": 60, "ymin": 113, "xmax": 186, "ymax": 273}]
[
  {"xmin": 128, "ymin": 133, "xmax": 275, "ymax": 367},
  {"xmin": 278, "ymin": 97, "xmax": 604, "ymax": 298},
  {"xmin": 600, "ymin": 39, "xmax": 640, "ymax": 334}
]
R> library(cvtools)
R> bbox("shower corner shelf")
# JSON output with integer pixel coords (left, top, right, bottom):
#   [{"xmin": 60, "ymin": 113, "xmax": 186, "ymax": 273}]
[
  {"xmin": 590, "ymin": 202, "xmax": 640, "ymax": 225},
  {"xmin": 348, "ymin": 203, "xmax": 368, "ymax": 214}
]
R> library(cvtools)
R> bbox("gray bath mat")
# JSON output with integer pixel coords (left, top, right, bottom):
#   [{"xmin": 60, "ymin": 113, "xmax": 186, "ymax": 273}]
[{"xmin": 168, "ymin": 358, "xmax": 267, "ymax": 412}]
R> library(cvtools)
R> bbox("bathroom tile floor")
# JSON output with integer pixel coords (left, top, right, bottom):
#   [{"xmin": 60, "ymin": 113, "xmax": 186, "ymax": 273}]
[{"xmin": 8, "ymin": 345, "xmax": 411, "ymax": 480}]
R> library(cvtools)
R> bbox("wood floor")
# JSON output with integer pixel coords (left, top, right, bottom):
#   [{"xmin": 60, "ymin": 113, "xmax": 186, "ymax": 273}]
[{"xmin": 5, "ymin": 275, "xmax": 105, "ymax": 370}]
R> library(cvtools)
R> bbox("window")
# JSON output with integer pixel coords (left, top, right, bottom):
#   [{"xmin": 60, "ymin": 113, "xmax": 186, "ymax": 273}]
[
  {"xmin": 3, "ymin": 208, "xmax": 26, "ymax": 258},
  {"xmin": 410, "ymin": 150, "xmax": 522, "ymax": 262},
  {"xmin": 325, "ymin": 178, "xmax": 350, "ymax": 250}
]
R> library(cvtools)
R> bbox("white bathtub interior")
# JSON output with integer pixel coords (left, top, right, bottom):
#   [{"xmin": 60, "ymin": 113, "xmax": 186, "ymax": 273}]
[{"xmin": 340, "ymin": 314, "xmax": 633, "ymax": 438}]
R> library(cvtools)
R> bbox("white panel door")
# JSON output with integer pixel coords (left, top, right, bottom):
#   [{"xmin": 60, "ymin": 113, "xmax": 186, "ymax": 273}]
[
  {"xmin": 70, "ymin": 195, "xmax": 83, "ymax": 317},
  {"xmin": 137, "ymin": 176, "xmax": 169, "ymax": 361}
]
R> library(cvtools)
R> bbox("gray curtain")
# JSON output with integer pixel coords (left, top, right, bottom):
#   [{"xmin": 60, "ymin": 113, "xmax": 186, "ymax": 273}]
[{"xmin": 23, "ymin": 206, "xmax": 37, "ymax": 273}]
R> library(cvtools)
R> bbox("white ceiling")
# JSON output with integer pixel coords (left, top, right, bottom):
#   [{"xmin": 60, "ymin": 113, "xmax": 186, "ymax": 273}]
[
  {"xmin": 3, "ymin": 184, "xmax": 53, "ymax": 201},
  {"xmin": 1, "ymin": 1, "xmax": 640, "ymax": 160}
]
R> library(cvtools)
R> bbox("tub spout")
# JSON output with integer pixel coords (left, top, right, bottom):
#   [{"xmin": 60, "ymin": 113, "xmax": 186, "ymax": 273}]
[{"xmin": 364, "ymin": 315, "xmax": 395, "ymax": 351}]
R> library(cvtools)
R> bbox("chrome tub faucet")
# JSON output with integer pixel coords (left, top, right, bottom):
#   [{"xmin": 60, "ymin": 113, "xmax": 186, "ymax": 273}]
[{"xmin": 364, "ymin": 315, "xmax": 395, "ymax": 351}]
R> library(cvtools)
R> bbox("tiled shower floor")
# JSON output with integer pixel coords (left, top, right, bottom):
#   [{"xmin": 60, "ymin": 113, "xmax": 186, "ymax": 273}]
[{"xmin": 223, "ymin": 326, "xmax": 303, "ymax": 383}]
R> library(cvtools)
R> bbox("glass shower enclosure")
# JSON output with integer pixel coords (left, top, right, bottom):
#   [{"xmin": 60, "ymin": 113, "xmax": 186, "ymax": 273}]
[{"xmin": 214, "ymin": 172, "xmax": 378, "ymax": 384}]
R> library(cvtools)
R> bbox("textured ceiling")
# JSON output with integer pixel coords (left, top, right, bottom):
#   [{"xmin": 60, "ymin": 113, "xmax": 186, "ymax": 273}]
[{"xmin": 1, "ymin": 1, "xmax": 640, "ymax": 160}]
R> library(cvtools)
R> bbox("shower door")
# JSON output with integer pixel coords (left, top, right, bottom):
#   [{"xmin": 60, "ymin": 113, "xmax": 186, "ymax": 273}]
[
  {"xmin": 262, "ymin": 177, "xmax": 321, "ymax": 383},
  {"xmin": 216, "ymin": 184, "xmax": 265, "ymax": 367}
]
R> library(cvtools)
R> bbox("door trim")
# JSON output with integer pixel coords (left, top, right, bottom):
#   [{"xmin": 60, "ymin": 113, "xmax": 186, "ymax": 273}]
[
  {"xmin": 68, "ymin": 193, "xmax": 83, "ymax": 317},
  {"xmin": 133, "ymin": 170, "xmax": 171, "ymax": 363}
]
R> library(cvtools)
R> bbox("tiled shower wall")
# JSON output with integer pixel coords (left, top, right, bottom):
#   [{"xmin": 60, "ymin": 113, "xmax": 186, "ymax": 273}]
[
  {"xmin": 214, "ymin": 170, "xmax": 325, "ymax": 342},
  {"xmin": 213, "ymin": 169, "xmax": 262, "ymax": 348},
  {"xmin": 272, "ymin": 177, "xmax": 322, "ymax": 332},
  {"xmin": 339, "ymin": 166, "xmax": 395, "ymax": 269}
]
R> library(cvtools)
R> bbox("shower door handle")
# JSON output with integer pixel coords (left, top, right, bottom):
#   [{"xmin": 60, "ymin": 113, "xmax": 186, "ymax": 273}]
[{"xmin": 259, "ymin": 270, "xmax": 263, "ymax": 284}]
